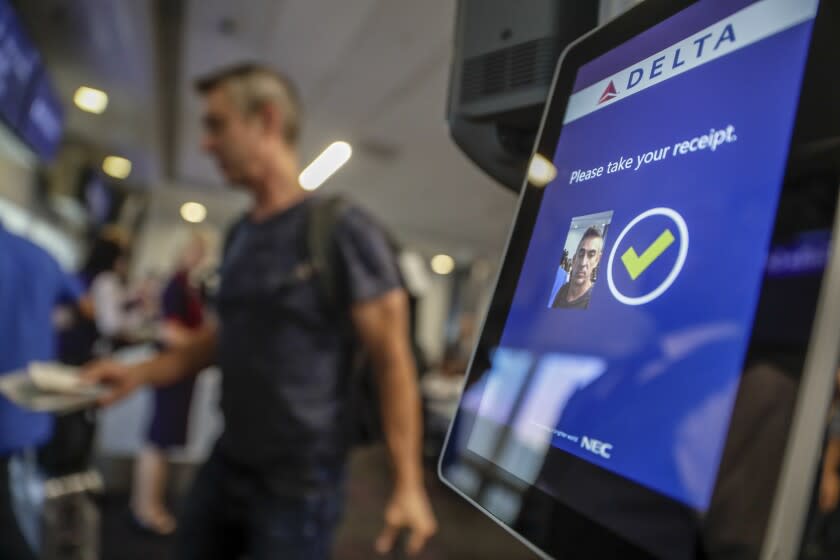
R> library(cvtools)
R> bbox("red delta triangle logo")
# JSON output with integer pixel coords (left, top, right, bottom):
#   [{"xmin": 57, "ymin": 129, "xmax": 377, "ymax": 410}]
[{"xmin": 598, "ymin": 80, "xmax": 618, "ymax": 105}]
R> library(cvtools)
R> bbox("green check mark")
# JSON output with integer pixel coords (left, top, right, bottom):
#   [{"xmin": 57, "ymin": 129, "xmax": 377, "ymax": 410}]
[{"xmin": 621, "ymin": 229, "xmax": 676, "ymax": 280}]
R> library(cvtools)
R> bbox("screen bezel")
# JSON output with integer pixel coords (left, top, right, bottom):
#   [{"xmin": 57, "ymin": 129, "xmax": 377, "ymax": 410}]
[{"xmin": 438, "ymin": 0, "xmax": 840, "ymax": 558}]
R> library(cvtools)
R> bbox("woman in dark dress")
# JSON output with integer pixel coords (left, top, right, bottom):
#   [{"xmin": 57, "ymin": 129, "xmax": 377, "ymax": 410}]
[{"xmin": 131, "ymin": 233, "xmax": 207, "ymax": 535}]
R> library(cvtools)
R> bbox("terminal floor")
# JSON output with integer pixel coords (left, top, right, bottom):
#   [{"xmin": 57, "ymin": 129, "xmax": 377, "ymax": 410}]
[
  {"xmin": 98, "ymin": 445, "xmax": 840, "ymax": 559},
  {"xmin": 99, "ymin": 446, "xmax": 536, "ymax": 560}
]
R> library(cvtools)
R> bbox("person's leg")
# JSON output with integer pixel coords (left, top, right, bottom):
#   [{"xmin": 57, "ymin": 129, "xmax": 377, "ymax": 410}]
[
  {"xmin": 0, "ymin": 458, "xmax": 36, "ymax": 560},
  {"xmin": 249, "ymin": 487, "xmax": 344, "ymax": 560},
  {"xmin": 176, "ymin": 452, "xmax": 247, "ymax": 560},
  {"xmin": 138, "ymin": 377, "xmax": 198, "ymax": 534},
  {"xmin": 130, "ymin": 444, "xmax": 176, "ymax": 534}
]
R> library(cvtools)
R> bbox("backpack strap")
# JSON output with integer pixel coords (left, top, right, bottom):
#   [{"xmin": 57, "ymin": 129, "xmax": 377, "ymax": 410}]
[{"xmin": 306, "ymin": 195, "xmax": 350, "ymax": 311}]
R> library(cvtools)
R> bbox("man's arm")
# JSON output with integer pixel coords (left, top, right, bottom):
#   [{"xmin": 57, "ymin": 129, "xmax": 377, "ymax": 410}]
[
  {"xmin": 83, "ymin": 323, "xmax": 218, "ymax": 405},
  {"xmin": 142, "ymin": 323, "xmax": 217, "ymax": 386},
  {"xmin": 351, "ymin": 288, "xmax": 437, "ymax": 556},
  {"xmin": 160, "ymin": 319, "xmax": 199, "ymax": 348}
]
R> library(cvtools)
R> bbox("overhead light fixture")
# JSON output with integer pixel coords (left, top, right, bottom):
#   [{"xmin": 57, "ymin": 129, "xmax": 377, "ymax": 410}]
[
  {"xmin": 102, "ymin": 155, "xmax": 131, "ymax": 179},
  {"xmin": 527, "ymin": 153, "xmax": 557, "ymax": 187},
  {"xmin": 431, "ymin": 254, "xmax": 455, "ymax": 275},
  {"xmin": 299, "ymin": 141, "xmax": 352, "ymax": 191},
  {"xmin": 180, "ymin": 202, "xmax": 207, "ymax": 224},
  {"xmin": 73, "ymin": 86, "xmax": 108, "ymax": 114}
]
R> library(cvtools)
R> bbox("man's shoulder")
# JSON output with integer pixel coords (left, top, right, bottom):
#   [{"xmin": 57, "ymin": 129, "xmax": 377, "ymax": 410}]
[
  {"xmin": 311, "ymin": 194, "xmax": 372, "ymax": 226},
  {"xmin": 324, "ymin": 196, "xmax": 393, "ymax": 246}
]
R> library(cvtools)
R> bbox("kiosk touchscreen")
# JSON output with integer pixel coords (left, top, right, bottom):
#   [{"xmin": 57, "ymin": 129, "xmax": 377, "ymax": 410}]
[{"xmin": 439, "ymin": 0, "xmax": 840, "ymax": 558}]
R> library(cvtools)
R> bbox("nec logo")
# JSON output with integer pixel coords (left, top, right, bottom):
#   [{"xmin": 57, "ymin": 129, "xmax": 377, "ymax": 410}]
[
  {"xmin": 596, "ymin": 22, "xmax": 736, "ymax": 107},
  {"xmin": 581, "ymin": 436, "xmax": 613, "ymax": 459}
]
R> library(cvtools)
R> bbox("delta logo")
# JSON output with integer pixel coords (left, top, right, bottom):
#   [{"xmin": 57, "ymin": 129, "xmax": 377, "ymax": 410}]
[
  {"xmin": 595, "ymin": 22, "xmax": 736, "ymax": 107},
  {"xmin": 598, "ymin": 81, "xmax": 617, "ymax": 104}
]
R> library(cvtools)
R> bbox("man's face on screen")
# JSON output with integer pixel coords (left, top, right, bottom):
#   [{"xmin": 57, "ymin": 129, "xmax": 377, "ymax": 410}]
[{"xmin": 571, "ymin": 235, "xmax": 603, "ymax": 288}]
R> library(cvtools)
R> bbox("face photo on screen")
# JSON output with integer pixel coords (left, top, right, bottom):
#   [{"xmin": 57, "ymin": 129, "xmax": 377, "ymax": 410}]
[{"xmin": 549, "ymin": 211, "xmax": 613, "ymax": 310}]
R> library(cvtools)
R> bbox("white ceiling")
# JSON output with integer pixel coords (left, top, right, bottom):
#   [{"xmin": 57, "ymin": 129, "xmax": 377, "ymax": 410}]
[{"xmin": 16, "ymin": 0, "xmax": 519, "ymax": 260}]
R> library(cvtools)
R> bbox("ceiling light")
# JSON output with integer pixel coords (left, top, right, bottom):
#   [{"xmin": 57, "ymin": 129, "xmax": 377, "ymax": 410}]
[
  {"xmin": 431, "ymin": 254, "xmax": 455, "ymax": 275},
  {"xmin": 299, "ymin": 141, "xmax": 352, "ymax": 191},
  {"xmin": 180, "ymin": 202, "xmax": 207, "ymax": 224},
  {"xmin": 73, "ymin": 86, "xmax": 108, "ymax": 114},
  {"xmin": 102, "ymin": 156, "xmax": 131, "ymax": 179},
  {"xmin": 527, "ymin": 153, "xmax": 557, "ymax": 187}
]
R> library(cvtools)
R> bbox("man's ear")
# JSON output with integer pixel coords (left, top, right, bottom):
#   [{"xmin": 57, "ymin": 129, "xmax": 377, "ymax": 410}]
[{"xmin": 259, "ymin": 102, "xmax": 283, "ymax": 138}]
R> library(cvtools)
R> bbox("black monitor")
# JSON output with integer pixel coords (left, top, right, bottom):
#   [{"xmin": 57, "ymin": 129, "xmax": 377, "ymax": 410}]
[
  {"xmin": 440, "ymin": 0, "xmax": 840, "ymax": 558},
  {"xmin": 447, "ymin": 0, "xmax": 598, "ymax": 192}
]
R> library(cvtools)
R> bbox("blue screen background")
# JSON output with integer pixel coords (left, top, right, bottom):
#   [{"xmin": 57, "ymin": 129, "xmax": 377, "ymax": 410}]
[{"xmin": 492, "ymin": 13, "xmax": 815, "ymax": 510}]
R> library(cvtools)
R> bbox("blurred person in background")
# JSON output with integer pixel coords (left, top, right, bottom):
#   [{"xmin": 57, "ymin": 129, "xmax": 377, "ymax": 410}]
[
  {"xmin": 84, "ymin": 63, "xmax": 436, "ymax": 559},
  {"xmin": 84, "ymin": 230, "xmax": 150, "ymax": 350},
  {"xmin": 131, "ymin": 232, "xmax": 208, "ymax": 535},
  {"xmin": 45, "ymin": 228, "xmax": 153, "ymax": 482},
  {"xmin": 58, "ymin": 228, "xmax": 142, "ymax": 366},
  {"xmin": 820, "ymin": 406, "xmax": 840, "ymax": 515},
  {"xmin": 800, "ymin": 383, "xmax": 840, "ymax": 557},
  {"xmin": 0, "ymin": 223, "xmax": 84, "ymax": 559},
  {"xmin": 817, "ymin": 372, "xmax": 840, "ymax": 515}
]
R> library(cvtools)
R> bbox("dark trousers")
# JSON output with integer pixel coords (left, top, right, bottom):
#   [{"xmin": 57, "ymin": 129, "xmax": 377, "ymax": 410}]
[
  {"xmin": 177, "ymin": 450, "xmax": 344, "ymax": 560},
  {"xmin": 0, "ymin": 457, "xmax": 36, "ymax": 560}
]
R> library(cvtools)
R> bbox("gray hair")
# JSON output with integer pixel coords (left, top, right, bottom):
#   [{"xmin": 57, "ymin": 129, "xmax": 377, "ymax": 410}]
[{"xmin": 195, "ymin": 63, "xmax": 302, "ymax": 146}]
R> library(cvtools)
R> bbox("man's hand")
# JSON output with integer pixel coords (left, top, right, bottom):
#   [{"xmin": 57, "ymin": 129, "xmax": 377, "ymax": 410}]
[
  {"xmin": 376, "ymin": 485, "xmax": 437, "ymax": 556},
  {"xmin": 81, "ymin": 359, "xmax": 145, "ymax": 406},
  {"xmin": 820, "ymin": 469, "xmax": 840, "ymax": 514},
  {"xmin": 352, "ymin": 291, "xmax": 437, "ymax": 555}
]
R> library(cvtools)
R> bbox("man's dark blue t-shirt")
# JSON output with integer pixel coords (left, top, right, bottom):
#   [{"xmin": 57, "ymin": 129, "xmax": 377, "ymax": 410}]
[
  {"xmin": 215, "ymin": 196, "xmax": 402, "ymax": 493},
  {"xmin": 0, "ymin": 225, "xmax": 82, "ymax": 456}
]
